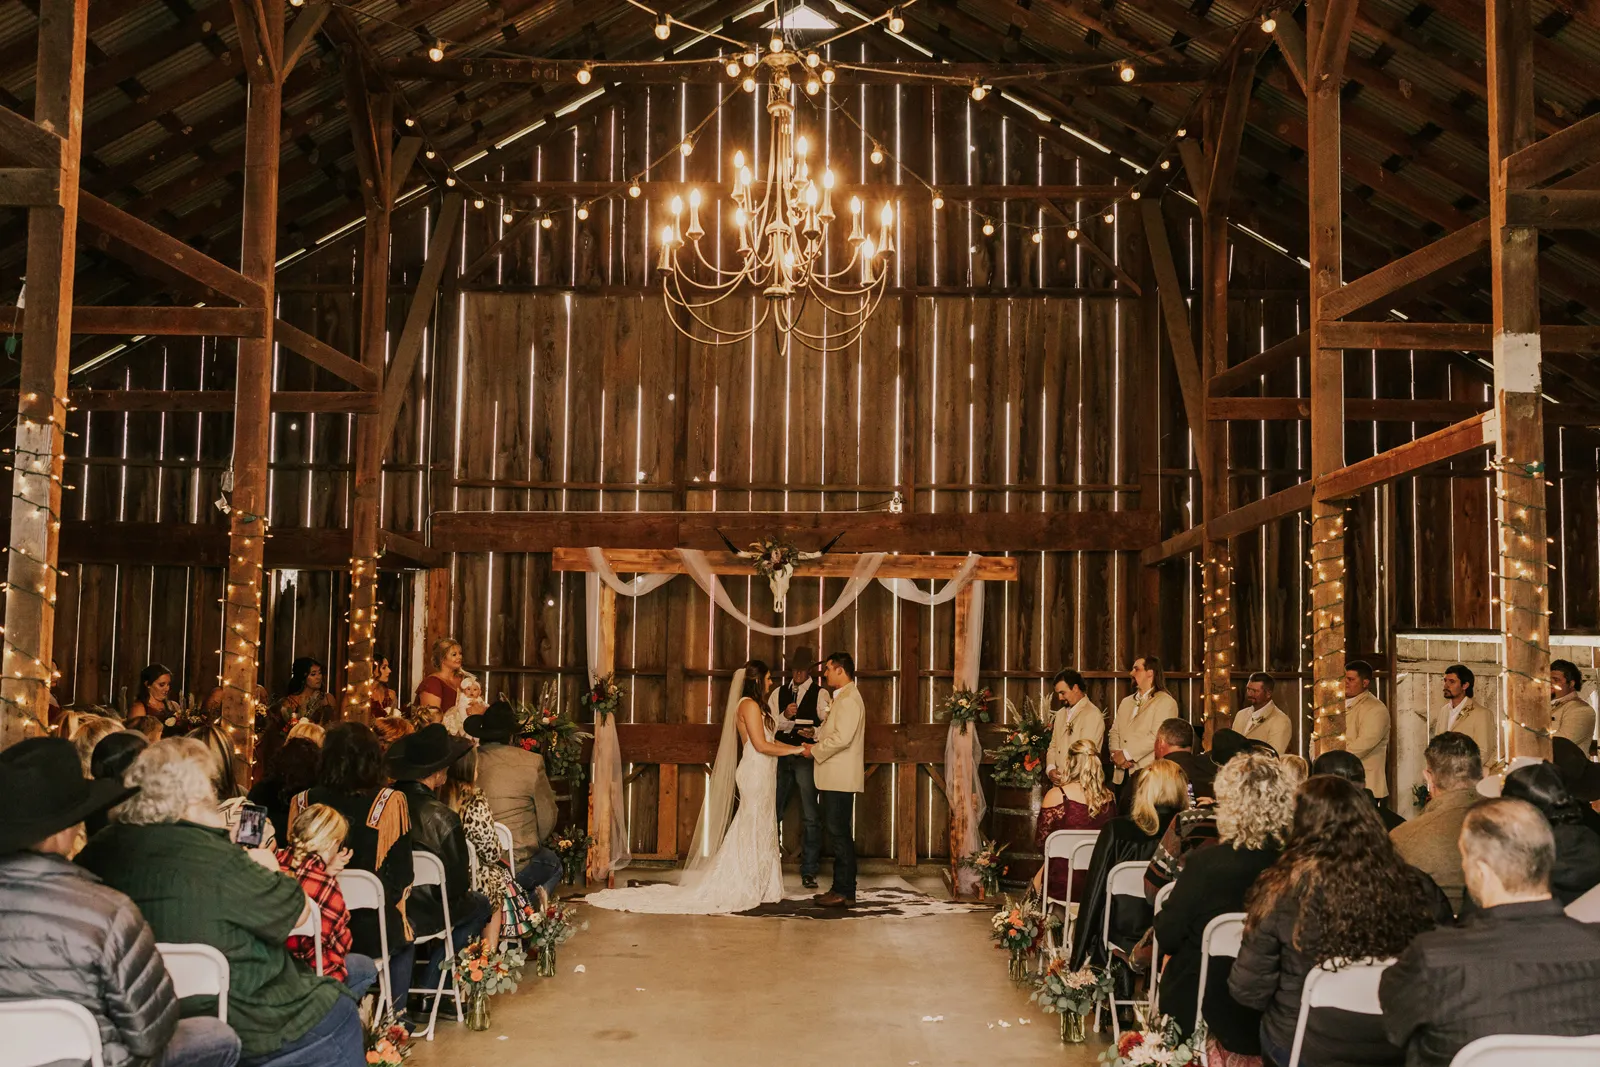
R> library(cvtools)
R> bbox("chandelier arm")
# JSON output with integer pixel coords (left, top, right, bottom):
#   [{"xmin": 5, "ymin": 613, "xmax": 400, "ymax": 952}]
[
  {"xmin": 669, "ymin": 261, "xmax": 753, "ymax": 296},
  {"xmin": 665, "ymin": 281, "xmax": 773, "ymax": 344},
  {"xmin": 687, "ymin": 242, "xmax": 757, "ymax": 283},
  {"xmin": 808, "ymin": 246, "xmax": 866, "ymax": 280}
]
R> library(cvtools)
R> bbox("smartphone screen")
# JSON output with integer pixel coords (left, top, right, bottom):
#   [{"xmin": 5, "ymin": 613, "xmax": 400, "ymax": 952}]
[{"xmin": 235, "ymin": 802, "xmax": 268, "ymax": 848}]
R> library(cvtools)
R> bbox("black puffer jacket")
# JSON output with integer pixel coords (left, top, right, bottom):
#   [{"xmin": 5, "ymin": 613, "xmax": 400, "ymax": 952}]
[
  {"xmin": 0, "ymin": 851, "xmax": 179, "ymax": 1067},
  {"xmin": 393, "ymin": 780, "xmax": 478, "ymax": 938}
]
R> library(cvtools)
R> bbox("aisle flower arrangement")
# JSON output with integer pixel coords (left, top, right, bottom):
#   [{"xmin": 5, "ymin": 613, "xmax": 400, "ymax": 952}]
[
  {"xmin": 1031, "ymin": 957, "xmax": 1114, "ymax": 1044},
  {"xmin": 547, "ymin": 825, "xmax": 597, "ymax": 885},
  {"xmin": 450, "ymin": 940, "xmax": 528, "ymax": 1031},
  {"xmin": 944, "ymin": 686, "xmax": 993, "ymax": 730},
  {"xmin": 363, "ymin": 1019, "xmax": 411, "ymax": 1065},
  {"xmin": 580, "ymin": 674, "xmax": 625, "ymax": 723},
  {"xmin": 990, "ymin": 896, "xmax": 1044, "ymax": 982},
  {"xmin": 529, "ymin": 898, "xmax": 581, "ymax": 977},
  {"xmin": 1099, "ymin": 1015, "xmax": 1203, "ymax": 1067},
  {"xmin": 959, "ymin": 838, "xmax": 1008, "ymax": 899},
  {"xmin": 514, "ymin": 680, "xmax": 592, "ymax": 783},
  {"xmin": 986, "ymin": 698, "xmax": 1050, "ymax": 787}
]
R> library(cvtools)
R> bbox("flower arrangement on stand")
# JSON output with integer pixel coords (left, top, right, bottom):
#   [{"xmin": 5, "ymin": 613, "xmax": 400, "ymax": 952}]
[
  {"xmin": 514, "ymin": 680, "xmax": 593, "ymax": 784},
  {"xmin": 990, "ymin": 896, "xmax": 1044, "ymax": 983},
  {"xmin": 529, "ymin": 898, "xmax": 581, "ymax": 977},
  {"xmin": 450, "ymin": 940, "xmax": 528, "ymax": 1032},
  {"xmin": 363, "ymin": 1018, "xmax": 411, "ymax": 1066},
  {"xmin": 580, "ymin": 674, "xmax": 625, "ymax": 723},
  {"xmin": 1031, "ymin": 957, "xmax": 1114, "ymax": 1044},
  {"xmin": 944, "ymin": 686, "xmax": 994, "ymax": 731},
  {"xmin": 986, "ymin": 697, "xmax": 1051, "ymax": 788},
  {"xmin": 1099, "ymin": 1015, "xmax": 1204, "ymax": 1067},
  {"xmin": 959, "ymin": 838, "xmax": 1008, "ymax": 900},
  {"xmin": 547, "ymin": 825, "xmax": 597, "ymax": 885}
]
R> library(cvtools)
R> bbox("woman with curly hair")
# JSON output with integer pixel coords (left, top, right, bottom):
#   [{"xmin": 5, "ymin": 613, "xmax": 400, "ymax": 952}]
[
  {"xmin": 1034, "ymin": 738, "xmax": 1118, "ymax": 902},
  {"xmin": 1229, "ymin": 775, "xmax": 1452, "ymax": 1067},
  {"xmin": 1154, "ymin": 750, "xmax": 1296, "ymax": 1056}
]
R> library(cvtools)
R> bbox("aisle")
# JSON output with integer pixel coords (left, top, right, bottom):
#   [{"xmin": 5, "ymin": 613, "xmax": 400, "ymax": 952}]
[{"xmin": 412, "ymin": 873, "xmax": 1110, "ymax": 1066}]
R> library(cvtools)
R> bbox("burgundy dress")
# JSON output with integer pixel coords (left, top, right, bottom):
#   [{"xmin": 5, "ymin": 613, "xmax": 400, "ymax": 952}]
[{"xmin": 1038, "ymin": 794, "xmax": 1117, "ymax": 902}]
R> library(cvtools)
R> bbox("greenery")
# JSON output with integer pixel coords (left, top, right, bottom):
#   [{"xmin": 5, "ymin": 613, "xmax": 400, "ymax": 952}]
[
  {"xmin": 960, "ymin": 838, "xmax": 1008, "ymax": 894},
  {"xmin": 986, "ymin": 697, "xmax": 1050, "ymax": 787},
  {"xmin": 579, "ymin": 673, "xmax": 625, "ymax": 723},
  {"xmin": 989, "ymin": 895, "xmax": 1044, "ymax": 956},
  {"xmin": 1099, "ymin": 1015, "xmax": 1204, "ymax": 1067},
  {"xmin": 945, "ymin": 686, "xmax": 993, "ymax": 729},
  {"xmin": 1031, "ymin": 957, "xmax": 1114, "ymax": 1018},
  {"xmin": 513, "ymin": 680, "xmax": 592, "ymax": 783},
  {"xmin": 546, "ymin": 825, "xmax": 597, "ymax": 884},
  {"xmin": 451, "ymin": 940, "xmax": 528, "ymax": 998}
]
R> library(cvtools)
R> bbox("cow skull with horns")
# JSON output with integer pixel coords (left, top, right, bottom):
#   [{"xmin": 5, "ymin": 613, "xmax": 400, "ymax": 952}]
[{"xmin": 718, "ymin": 531, "xmax": 845, "ymax": 614}]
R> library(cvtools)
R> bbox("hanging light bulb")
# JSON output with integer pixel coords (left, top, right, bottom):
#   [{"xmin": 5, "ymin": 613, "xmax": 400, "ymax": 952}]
[
  {"xmin": 1176, "ymin": 127, "xmax": 1188, "ymax": 139},
  {"xmin": 806, "ymin": 51, "xmax": 822, "ymax": 68},
  {"xmin": 742, "ymin": 74, "xmax": 757, "ymax": 92},
  {"xmin": 1103, "ymin": 210, "xmax": 1115, "ymax": 224},
  {"xmin": 931, "ymin": 191, "xmax": 944, "ymax": 210},
  {"xmin": 577, "ymin": 205, "xmax": 589, "ymax": 220},
  {"xmin": 680, "ymin": 139, "xmax": 694, "ymax": 157},
  {"xmin": 404, "ymin": 116, "xmax": 416, "ymax": 128},
  {"xmin": 1261, "ymin": 12, "xmax": 1277, "ymax": 33},
  {"xmin": 1066, "ymin": 227, "xmax": 1078, "ymax": 239},
  {"xmin": 820, "ymin": 66, "xmax": 836, "ymax": 85},
  {"xmin": 577, "ymin": 66, "xmax": 592, "ymax": 84},
  {"xmin": 540, "ymin": 216, "xmax": 553, "ymax": 229},
  {"xmin": 502, "ymin": 211, "xmax": 514, "ymax": 223},
  {"xmin": 655, "ymin": 13, "xmax": 671, "ymax": 39},
  {"xmin": 473, "ymin": 197, "xmax": 485, "ymax": 210},
  {"xmin": 970, "ymin": 82, "xmax": 988, "ymax": 101},
  {"xmin": 888, "ymin": 6, "xmax": 905, "ymax": 32},
  {"xmin": 870, "ymin": 144, "xmax": 884, "ymax": 165},
  {"xmin": 1130, "ymin": 189, "xmax": 1141, "ymax": 200},
  {"xmin": 1159, "ymin": 159, "xmax": 1171, "ymax": 170},
  {"xmin": 445, "ymin": 175, "xmax": 456, "ymax": 186},
  {"xmin": 1031, "ymin": 230, "xmax": 1042, "ymax": 244},
  {"xmin": 982, "ymin": 219, "xmax": 995, "ymax": 236},
  {"xmin": 806, "ymin": 74, "xmax": 821, "ymax": 94},
  {"xmin": 727, "ymin": 58, "xmax": 742, "ymax": 77},
  {"xmin": 427, "ymin": 37, "xmax": 445, "ymax": 62},
  {"xmin": 1119, "ymin": 63, "xmax": 1135, "ymax": 82},
  {"xmin": 424, "ymin": 149, "xmax": 436, "ymax": 159}
]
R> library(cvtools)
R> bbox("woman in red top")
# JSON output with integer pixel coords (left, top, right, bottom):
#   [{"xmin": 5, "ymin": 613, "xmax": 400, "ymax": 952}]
[
  {"xmin": 277, "ymin": 802, "xmax": 377, "ymax": 998},
  {"xmin": 1034, "ymin": 738, "xmax": 1118, "ymax": 902},
  {"xmin": 414, "ymin": 638, "xmax": 463, "ymax": 712},
  {"xmin": 368, "ymin": 655, "xmax": 397, "ymax": 720}
]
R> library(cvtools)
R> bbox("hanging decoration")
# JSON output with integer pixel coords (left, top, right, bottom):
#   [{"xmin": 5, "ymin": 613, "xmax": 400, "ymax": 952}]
[{"xmin": 717, "ymin": 531, "xmax": 844, "ymax": 613}]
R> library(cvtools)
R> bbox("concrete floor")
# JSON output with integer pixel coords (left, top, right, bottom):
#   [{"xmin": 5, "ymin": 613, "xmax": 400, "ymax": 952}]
[{"xmin": 414, "ymin": 870, "xmax": 1111, "ymax": 1067}]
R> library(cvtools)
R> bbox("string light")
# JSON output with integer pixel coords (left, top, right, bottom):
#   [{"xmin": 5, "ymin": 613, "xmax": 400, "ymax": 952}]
[
  {"xmin": 655, "ymin": 13, "xmax": 671, "ymax": 40},
  {"xmin": 887, "ymin": 6, "xmax": 905, "ymax": 33},
  {"xmin": 577, "ymin": 66, "xmax": 593, "ymax": 85},
  {"xmin": 1261, "ymin": 13, "xmax": 1277, "ymax": 33}
]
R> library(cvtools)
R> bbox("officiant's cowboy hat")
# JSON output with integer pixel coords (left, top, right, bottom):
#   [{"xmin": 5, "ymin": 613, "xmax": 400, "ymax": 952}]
[
  {"xmin": 386, "ymin": 723, "xmax": 474, "ymax": 781},
  {"xmin": 786, "ymin": 646, "xmax": 817, "ymax": 671},
  {"xmin": 0, "ymin": 737, "xmax": 138, "ymax": 854},
  {"xmin": 464, "ymin": 700, "xmax": 519, "ymax": 743}
]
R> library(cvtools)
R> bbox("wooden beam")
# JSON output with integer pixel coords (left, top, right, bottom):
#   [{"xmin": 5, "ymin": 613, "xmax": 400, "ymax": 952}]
[
  {"xmin": 281, "ymin": 1, "xmax": 329, "ymax": 74},
  {"xmin": 1504, "ymin": 189, "xmax": 1600, "ymax": 228},
  {"xmin": 1209, "ymin": 330, "xmax": 1310, "ymax": 396},
  {"xmin": 377, "ymin": 193, "xmax": 462, "ymax": 444},
  {"xmin": 0, "ymin": 306, "xmax": 265, "ymax": 337},
  {"xmin": 1141, "ymin": 197, "xmax": 1207, "ymax": 449},
  {"xmin": 1208, "ymin": 397, "xmax": 1494, "ymax": 422},
  {"xmin": 1320, "ymin": 220, "xmax": 1491, "ymax": 321},
  {"xmin": 55, "ymin": 522, "xmax": 437, "ymax": 569},
  {"xmin": 433, "ymin": 510, "xmax": 1159, "ymax": 556},
  {"xmin": 1314, "ymin": 412, "xmax": 1497, "ymax": 502},
  {"xmin": 551, "ymin": 548, "xmax": 1020, "ymax": 582},
  {"xmin": 0, "ymin": 105, "xmax": 65, "ymax": 169},
  {"xmin": 0, "ymin": 168, "xmax": 60, "ymax": 207},
  {"xmin": 457, "ymin": 212, "xmax": 536, "ymax": 285},
  {"xmin": 273, "ymin": 318, "xmax": 379, "ymax": 391},
  {"xmin": 1318, "ymin": 321, "xmax": 1494, "ymax": 351},
  {"xmin": 1141, "ymin": 526, "xmax": 1205, "ymax": 566},
  {"xmin": 1, "ymin": 389, "xmax": 376, "ymax": 413},
  {"xmin": 381, "ymin": 530, "xmax": 446, "ymax": 570},
  {"xmin": 1272, "ymin": 16, "xmax": 1309, "ymax": 94},
  {"xmin": 1504, "ymin": 110, "xmax": 1600, "ymax": 188},
  {"xmin": 1310, "ymin": 0, "xmax": 1362, "ymax": 86},
  {"xmin": 1212, "ymin": 482, "xmax": 1319, "ymax": 541},
  {"xmin": 76, "ymin": 193, "xmax": 264, "ymax": 307}
]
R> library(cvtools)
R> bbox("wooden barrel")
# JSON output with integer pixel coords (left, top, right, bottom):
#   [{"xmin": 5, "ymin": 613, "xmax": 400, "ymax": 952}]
[{"xmin": 988, "ymin": 780, "xmax": 1042, "ymax": 893}]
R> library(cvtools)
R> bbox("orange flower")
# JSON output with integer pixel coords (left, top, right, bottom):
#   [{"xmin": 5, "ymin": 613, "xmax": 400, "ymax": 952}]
[{"xmin": 366, "ymin": 1054, "xmax": 381, "ymax": 1064}]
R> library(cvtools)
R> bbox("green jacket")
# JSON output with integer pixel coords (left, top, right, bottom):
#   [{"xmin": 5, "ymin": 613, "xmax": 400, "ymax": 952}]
[{"xmin": 78, "ymin": 820, "xmax": 345, "ymax": 1056}]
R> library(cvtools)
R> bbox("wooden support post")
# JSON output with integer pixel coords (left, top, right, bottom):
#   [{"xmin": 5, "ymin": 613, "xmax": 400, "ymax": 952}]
[
  {"xmin": 948, "ymin": 583, "xmax": 980, "ymax": 889},
  {"xmin": 0, "ymin": 0, "xmax": 87, "ymax": 748},
  {"xmin": 1200, "ymin": 204, "xmax": 1235, "ymax": 739},
  {"xmin": 218, "ymin": 0, "xmax": 284, "ymax": 784},
  {"xmin": 586, "ymin": 583, "xmax": 618, "ymax": 889},
  {"xmin": 1307, "ymin": 0, "xmax": 1357, "ymax": 756},
  {"xmin": 1487, "ymin": 0, "xmax": 1552, "ymax": 759},
  {"xmin": 897, "ymin": 597, "xmax": 920, "ymax": 867}
]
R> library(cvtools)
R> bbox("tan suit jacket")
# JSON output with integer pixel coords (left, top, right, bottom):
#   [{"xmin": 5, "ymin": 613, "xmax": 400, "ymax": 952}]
[
  {"xmin": 1108, "ymin": 690, "xmax": 1175, "ymax": 782},
  {"xmin": 1552, "ymin": 692, "xmax": 1596, "ymax": 753},
  {"xmin": 1046, "ymin": 697, "xmax": 1105, "ymax": 773},
  {"xmin": 476, "ymin": 742, "xmax": 559, "ymax": 867},
  {"xmin": 1391, "ymin": 786, "xmax": 1479, "ymax": 914},
  {"xmin": 1345, "ymin": 691, "xmax": 1391, "ymax": 799},
  {"xmin": 812, "ymin": 681, "xmax": 866, "ymax": 793},
  {"xmin": 1232, "ymin": 702, "xmax": 1293, "ymax": 755},
  {"xmin": 1439, "ymin": 696, "xmax": 1496, "ymax": 764}
]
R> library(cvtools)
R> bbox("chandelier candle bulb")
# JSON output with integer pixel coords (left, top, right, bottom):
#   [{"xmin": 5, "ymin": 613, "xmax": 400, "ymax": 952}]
[
  {"xmin": 806, "ymin": 51, "xmax": 821, "ymax": 67},
  {"xmin": 743, "ymin": 75, "xmax": 757, "ymax": 92},
  {"xmin": 743, "ymin": 50, "xmax": 758, "ymax": 67},
  {"xmin": 727, "ymin": 59, "xmax": 741, "ymax": 77},
  {"xmin": 779, "ymin": 74, "xmax": 792, "ymax": 93},
  {"xmin": 806, "ymin": 76, "xmax": 821, "ymax": 95},
  {"xmin": 687, "ymin": 188, "xmax": 704, "ymax": 239},
  {"xmin": 820, "ymin": 66, "xmax": 835, "ymax": 84},
  {"xmin": 770, "ymin": 35, "xmax": 783, "ymax": 52}
]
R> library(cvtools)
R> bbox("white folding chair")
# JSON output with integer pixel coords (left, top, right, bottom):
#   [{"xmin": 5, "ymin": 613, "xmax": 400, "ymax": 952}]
[
  {"xmin": 1450, "ymin": 1034, "xmax": 1600, "ymax": 1067},
  {"xmin": 155, "ymin": 943, "xmax": 230, "ymax": 1024},
  {"xmin": 1097, "ymin": 860, "xmax": 1153, "ymax": 1039},
  {"xmin": 288, "ymin": 894, "xmax": 324, "ymax": 975},
  {"xmin": 338, "ymin": 869, "xmax": 393, "ymax": 1019},
  {"xmin": 0, "ymin": 999, "xmax": 104, "ymax": 1067},
  {"xmin": 1287, "ymin": 959, "xmax": 1394, "ymax": 1067},
  {"xmin": 1194, "ymin": 912, "xmax": 1246, "ymax": 1035},
  {"xmin": 1148, "ymin": 880, "xmax": 1177, "ymax": 1016},
  {"xmin": 494, "ymin": 822, "xmax": 515, "ymax": 872},
  {"xmin": 1040, "ymin": 829, "xmax": 1100, "ymax": 957},
  {"xmin": 408, "ymin": 851, "xmax": 464, "ymax": 1041}
]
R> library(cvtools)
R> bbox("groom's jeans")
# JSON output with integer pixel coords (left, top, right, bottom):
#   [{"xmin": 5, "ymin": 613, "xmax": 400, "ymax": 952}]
[
  {"xmin": 775, "ymin": 753, "xmax": 822, "ymax": 877},
  {"xmin": 819, "ymin": 789, "xmax": 857, "ymax": 898}
]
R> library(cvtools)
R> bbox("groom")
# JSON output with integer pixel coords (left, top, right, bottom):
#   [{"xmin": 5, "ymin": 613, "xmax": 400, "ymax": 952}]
[{"xmin": 803, "ymin": 651, "xmax": 865, "ymax": 907}]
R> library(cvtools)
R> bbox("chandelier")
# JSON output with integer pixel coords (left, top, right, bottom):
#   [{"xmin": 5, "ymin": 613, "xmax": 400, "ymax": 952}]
[{"xmin": 656, "ymin": 51, "xmax": 895, "ymax": 352}]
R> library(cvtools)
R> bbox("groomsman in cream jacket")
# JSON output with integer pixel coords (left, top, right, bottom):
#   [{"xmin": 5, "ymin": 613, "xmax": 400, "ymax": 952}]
[
  {"xmin": 1343, "ymin": 659, "xmax": 1391, "ymax": 800},
  {"xmin": 804, "ymin": 651, "xmax": 866, "ymax": 907},
  {"xmin": 1551, "ymin": 659, "xmax": 1595, "ymax": 754},
  {"xmin": 1232, "ymin": 673, "xmax": 1293, "ymax": 754},
  {"xmin": 1045, "ymin": 668, "xmax": 1105, "ymax": 777},
  {"xmin": 1108, "ymin": 656, "xmax": 1177, "ymax": 785},
  {"xmin": 1436, "ymin": 664, "xmax": 1495, "ymax": 764}
]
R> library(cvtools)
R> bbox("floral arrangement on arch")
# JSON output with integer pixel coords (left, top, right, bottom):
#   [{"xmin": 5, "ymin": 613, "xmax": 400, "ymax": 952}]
[
  {"xmin": 960, "ymin": 838, "xmax": 1008, "ymax": 895},
  {"xmin": 987, "ymin": 697, "xmax": 1051, "ymax": 788},
  {"xmin": 514, "ymin": 679, "xmax": 592, "ymax": 782},
  {"xmin": 546, "ymin": 824, "xmax": 597, "ymax": 885},
  {"xmin": 451, "ymin": 939, "xmax": 528, "ymax": 999},
  {"xmin": 363, "ymin": 1017, "xmax": 411, "ymax": 1066},
  {"xmin": 749, "ymin": 535, "xmax": 801, "ymax": 581},
  {"xmin": 1031, "ymin": 956, "xmax": 1114, "ymax": 1019},
  {"xmin": 945, "ymin": 686, "xmax": 993, "ymax": 730},
  {"xmin": 1099, "ymin": 1015, "xmax": 1204, "ymax": 1067},
  {"xmin": 579, "ymin": 673, "xmax": 625, "ymax": 723}
]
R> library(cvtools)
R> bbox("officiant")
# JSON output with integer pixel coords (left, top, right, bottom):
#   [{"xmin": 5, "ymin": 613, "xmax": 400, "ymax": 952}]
[{"xmin": 771, "ymin": 646, "xmax": 830, "ymax": 890}]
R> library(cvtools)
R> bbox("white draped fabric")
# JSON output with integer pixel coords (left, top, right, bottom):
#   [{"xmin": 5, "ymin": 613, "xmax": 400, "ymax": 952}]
[
  {"xmin": 946, "ymin": 580, "xmax": 988, "ymax": 895},
  {"xmin": 874, "ymin": 552, "xmax": 981, "ymax": 606},
  {"xmin": 586, "ymin": 547, "xmax": 677, "ymax": 598},
  {"xmin": 584, "ymin": 572, "xmax": 632, "ymax": 877},
  {"xmin": 676, "ymin": 549, "xmax": 887, "ymax": 637}
]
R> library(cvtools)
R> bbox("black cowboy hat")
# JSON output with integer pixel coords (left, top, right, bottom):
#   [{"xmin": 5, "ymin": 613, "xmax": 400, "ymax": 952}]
[
  {"xmin": 464, "ymin": 700, "xmax": 519, "ymax": 743},
  {"xmin": 1208, "ymin": 728, "xmax": 1251, "ymax": 768},
  {"xmin": 0, "ymin": 737, "xmax": 138, "ymax": 854},
  {"xmin": 786, "ymin": 646, "xmax": 817, "ymax": 671},
  {"xmin": 1552, "ymin": 737, "xmax": 1600, "ymax": 804},
  {"xmin": 386, "ymin": 723, "xmax": 474, "ymax": 781}
]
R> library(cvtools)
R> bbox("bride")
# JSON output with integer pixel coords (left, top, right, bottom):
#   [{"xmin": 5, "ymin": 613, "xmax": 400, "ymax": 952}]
[{"xmin": 587, "ymin": 659, "xmax": 806, "ymax": 914}]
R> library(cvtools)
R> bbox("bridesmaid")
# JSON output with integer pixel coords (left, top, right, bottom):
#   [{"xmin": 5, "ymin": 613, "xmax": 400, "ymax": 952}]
[
  {"xmin": 1034, "ymin": 738, "xmax": 1118, "ymax": 902},
  {"xmin": 414, "ymin": 637, "xmax": 463, "ymax": 713},
  {"xmin": 368, "ymin": 654, "xmax": 397, "ymax": 719}
]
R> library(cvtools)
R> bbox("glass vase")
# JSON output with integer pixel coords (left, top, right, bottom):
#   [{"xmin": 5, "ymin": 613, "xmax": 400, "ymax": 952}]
[
  {"xmin": 1008, "ymin": 951, "xmax": 1028, "ymax": 983},
  {"xmin": 537, "ymin": 942, "xmax": 557, "ymax": 977},
  {"xmin": 1058, "ymin": 1009, "xmax": 1087, "ymax": 1044},
  {"xmin": 465, "ymin": 992, "xmax": 491, "ymax": 1032}
]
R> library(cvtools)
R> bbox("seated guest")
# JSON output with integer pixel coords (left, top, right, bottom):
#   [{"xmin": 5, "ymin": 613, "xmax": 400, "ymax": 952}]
[
  {"xmin": 1230, "ymin": 777, "xmax": 1451, "ymax": 1067},
  {"xmin": 1232, "ymin": 673, "xmax": 1293, "ymax": 754},
  {"xmin": 1500, "ymin": 761, "xmax": 1600, "ymax": 905},
  {"xmin": 1153, "ymin": 717, "xmax": 1217, "ymax": 801},
  {"xmin": 1155, "ymin": 751, "xmax": 1295, "ymax": 1054},
  {"xmin": 189, "ymin": 723, "xmax": 270, "ymax": 845},
  {"xmin": 1033, "ymin": 738, "xmax": 1118, "ymax": 903},
  {"xmin": 0, "ymin": 737, "xmax": 241, "ymax": 1067},
  {"xmin": 1309, "ymin": 748, "xmax": 1405, "ymax": 831},
  {"xmin": 372, "ymin": 715, "xmax": 415, "ymax": 752},
  {"xmin": 441, "ymin": 749, "xmax": 537, "ymax": 939},
  {"xmin": 86, "ymin": 730, "xmax": 148, "ymax": 836},
  {"xmin": 1381, "ymin": 798, "xmax": 1600, "ymax": 1066},
  {"xmin": 289, "ymin": 722, "xmax": 414, "ymax": 1006},
  {"xmin": 1392, "ymin": 731, "xmax": 1482, "ymax": 913},
  {"xmin": 466, "ymin": 701, "xmax": 563, "ymax": 898},
  {"xmin": 78, "ymin": 738, "xmax": 358, "ymax": 1067},
  {"xmin": 248, "ymin": 734, "xmax": 322, "ymax": 849},
  {"xmin": 1281, "ymin": 754, "xmax": 1309, "ymax": 782},
  {"xmin": 1145, "ymin": 730, "xmax": 1252, "ymax": 901},
  {"xmin": 1549, "ymin": 737, "xmax": 1600, "ymax": 840},
  {"xmin": 1069, "ymin": 758, "xmax": 1189, "ymax": 969},
  {"xmin": 386, "ymin": 725, "xmax": 495, "ymax": 1002},
  {"xmin": 70, "ymin": 714, "xmax": 123, "ymax": 774},
  {"xmin": 276, "ymin": 803, "xmax": 376, "ymax": 997}
]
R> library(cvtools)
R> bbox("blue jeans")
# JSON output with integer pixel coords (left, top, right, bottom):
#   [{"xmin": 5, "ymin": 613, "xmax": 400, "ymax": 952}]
[
  {"xmin": 156, "ymin": 1017, "xmax": 241, "ymax": 1067},
  {"xmin": 239, "ymin": 995, "xmax": 362, "ymax": 1067},
  {"xmin": 514, "ymin": 847, "xmax": 563, "ymax": 897},
  {"xmin": 343, "ymin": 952, "xmax": 376, "ymax": 1000},
  {"xmin": 819, "ymin": 789, "xmax": 857, "ymax": 897},
  {"xmin": 1260, "ymin": 1020, "xmax": 1292, "ymax": 1067},
  {"xmin": 417, "ymin": 893, "xmax": 492, "ymax": 994},
  {"xmin": 776, "ymin": 753, "xmax": 822, "ymax": 877}
]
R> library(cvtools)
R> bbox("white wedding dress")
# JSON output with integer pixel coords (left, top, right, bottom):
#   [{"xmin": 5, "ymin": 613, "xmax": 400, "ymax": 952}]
[{"xmin": 586, "ymin": 695, "xmax": 784, "ymax": 915}]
